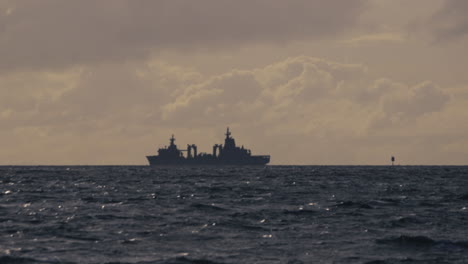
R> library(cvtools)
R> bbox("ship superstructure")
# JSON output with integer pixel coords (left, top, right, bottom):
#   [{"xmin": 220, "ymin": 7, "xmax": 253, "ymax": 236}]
[{"xmin": 146, "ymin": 128, "xmax": 270, "ymax": 166}]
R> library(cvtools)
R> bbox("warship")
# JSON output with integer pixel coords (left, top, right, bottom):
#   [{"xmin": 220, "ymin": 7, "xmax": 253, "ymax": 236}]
[{"xmin": 146, "ymin": 128, "xmax": 270, "ymax": 166}]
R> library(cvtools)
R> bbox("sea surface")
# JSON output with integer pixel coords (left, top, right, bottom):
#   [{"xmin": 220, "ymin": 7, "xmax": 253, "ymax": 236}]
[{"xmin": 0, "ymin": 166, "xmax": 467, "ymax": 264}]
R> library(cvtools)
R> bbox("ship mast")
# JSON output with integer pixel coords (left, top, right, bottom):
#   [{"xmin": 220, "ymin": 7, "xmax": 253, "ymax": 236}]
[
  {"xmin": 225, "ymin": 127, "xmax": 231, "ymax": 139},
  {"xmin": 170, "ymin": 134, "xmax": 175, "ymax": 146}
]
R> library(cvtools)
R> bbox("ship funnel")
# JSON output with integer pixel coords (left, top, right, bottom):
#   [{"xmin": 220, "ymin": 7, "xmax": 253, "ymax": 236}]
[{"xmin": 187, "ymin": 144, "xmax": 192, "ymax": 158}]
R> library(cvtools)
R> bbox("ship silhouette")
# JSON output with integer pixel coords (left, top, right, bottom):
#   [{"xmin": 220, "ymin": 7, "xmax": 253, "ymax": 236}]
[{"xmin": 147, "ymin": 128, "xmax": 270, "ymax": 166}]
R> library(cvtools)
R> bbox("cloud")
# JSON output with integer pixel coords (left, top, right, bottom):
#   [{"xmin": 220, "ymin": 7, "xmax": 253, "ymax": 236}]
[
  {"xmin": 0, "ymin": 61, "xmax": 202, "ymax": 129},
  {"xmin": 162, "ymin": 56, "xmax": 449, "ymax": 135},
  {"xmin": 382, "ymin": 81, "xmax": 449, "ymax": 117},
  {"xmin": 343, "ymin": 32, "xmax": 406, "ymax": 46},
  {"xmin": 371, "ymin": 81, "xmax": 450, "ymax": 128},
  {"xmin": 0, "ymin": 0, "xmax": 366, "ymax": 72},
  {"xmin": 0, "ymin": 55, "xmax": 457, "ymax": 164},
  {"xmin": 429, "ymin": 0, "xmax": 468, "ymax": 41},
  {"xmin": 0, "ymin": 68, "xmax": 81, "ymax": 128}
]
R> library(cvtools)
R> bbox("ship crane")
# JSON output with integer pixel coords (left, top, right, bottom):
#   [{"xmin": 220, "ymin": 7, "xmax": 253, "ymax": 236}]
[
  {"xmin": 213, "ymin": 144, "xmax": 219, "ymax": 157},
  {"xmin": 184, "ymin": 144, "xmax": 197, "ymax": 158}
]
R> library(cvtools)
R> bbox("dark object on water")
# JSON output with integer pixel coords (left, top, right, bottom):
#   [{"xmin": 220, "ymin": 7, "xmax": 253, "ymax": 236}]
[
  {"xmin": 391, "ymin": 156, "xmax": 395, "ymax": 166},
  {"xmin": 147, "ymin": 128, "xmax": 270, "ymax": 166}
]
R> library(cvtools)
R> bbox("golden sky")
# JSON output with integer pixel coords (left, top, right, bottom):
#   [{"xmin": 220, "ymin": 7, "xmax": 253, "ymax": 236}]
[{"xmin": 1, "ymin": 0, "xmax": 468, "ymax": 165}]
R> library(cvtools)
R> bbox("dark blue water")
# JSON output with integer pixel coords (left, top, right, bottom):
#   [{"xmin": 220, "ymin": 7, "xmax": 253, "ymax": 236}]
[{"xmin": 0, "ymin": 166, "xmax": 467, "ymax": 264}]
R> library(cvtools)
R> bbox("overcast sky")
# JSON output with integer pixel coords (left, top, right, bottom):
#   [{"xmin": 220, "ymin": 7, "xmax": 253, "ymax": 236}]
[{"xmin": 1, "ymin": 0, "xmax": 468, "ymax": 165}]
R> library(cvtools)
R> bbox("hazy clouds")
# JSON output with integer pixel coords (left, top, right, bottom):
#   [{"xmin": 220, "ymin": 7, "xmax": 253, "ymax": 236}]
[
  {"xmin": 0, "ymin": 56, "xmax": 455, "ymax": 164},
  {"xmin": 0, "ymin": 0, "xmax": 366, "ymax": 72},
  {"xmin": 430, "ymin": 0, "xmax": 468, "ymax": 40}
]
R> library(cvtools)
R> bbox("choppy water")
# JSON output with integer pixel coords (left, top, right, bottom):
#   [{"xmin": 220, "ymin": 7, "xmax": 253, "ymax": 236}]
[{"xmin": 0, "ymin": 166, "xmax": 467, "ymax": 264}]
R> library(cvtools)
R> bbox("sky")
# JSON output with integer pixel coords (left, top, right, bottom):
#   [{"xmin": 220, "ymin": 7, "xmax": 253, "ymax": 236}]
[{"xmin": 1, "ymin": 0, "xmax": 468, "ymax": 165}]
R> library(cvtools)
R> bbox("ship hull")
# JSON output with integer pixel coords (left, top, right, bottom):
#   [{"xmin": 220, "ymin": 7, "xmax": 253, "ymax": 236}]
[{"xmin": 146, "ymin": 155, "xmax": 270, "ymax": 166}]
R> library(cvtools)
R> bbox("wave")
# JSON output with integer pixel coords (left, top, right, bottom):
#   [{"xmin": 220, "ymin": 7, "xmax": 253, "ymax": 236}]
[
  {"xmin": 371, "ymin": 198, "xmax": 401, "ymax": 206},
  {"xmin": 364, "ymin": 257, "xmax": 433, "ymax": 264},
  {"xmin": 0, "ymin": 256, "xmax": 36, "ymax": 264},
  {"xmin": 221, "ymin": 219, "xmax": 270, "ymax": 231},
  {"xmin": 377, "ymin": 235, "xmax": 468, "ymax": 249},
  {"xmin": 282, "ymin": 209, "xmax": 317, "ymax": 215},
  {"xmin": 189, "ymin": 203, "xmax": 228, "ymax": 212},
  {"xmin": 0, "ymin": 255, "xmax": 70, "ymax": 264},
  {"xmin": 157, "ymin": 256, "xmax": 225, "ymax": 264},
  {"xmin": 334, "ymin": 201, "xmax": 373, "ymax": 209},
  {"xmin": 14, "ymin": 169, "xmax": 51, "ymax": 175},
  {"xmin": 386, "ymin": 216, "xmax": 424, "ymax": 227}
]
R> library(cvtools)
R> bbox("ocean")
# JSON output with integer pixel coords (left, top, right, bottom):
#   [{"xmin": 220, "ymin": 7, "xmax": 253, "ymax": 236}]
[{"xmin": 0, "ymin": 166, "xmax": 467, "ymax": 264}]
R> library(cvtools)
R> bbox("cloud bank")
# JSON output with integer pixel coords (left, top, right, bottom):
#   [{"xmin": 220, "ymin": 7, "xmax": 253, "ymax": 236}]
[
  {"xmin": 1, "ymin": 56, "xmax": 458, "ymax": 165},
  {"xmin": 0, "ymin": 0, "xmax": 366, "ymax": 72}
]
